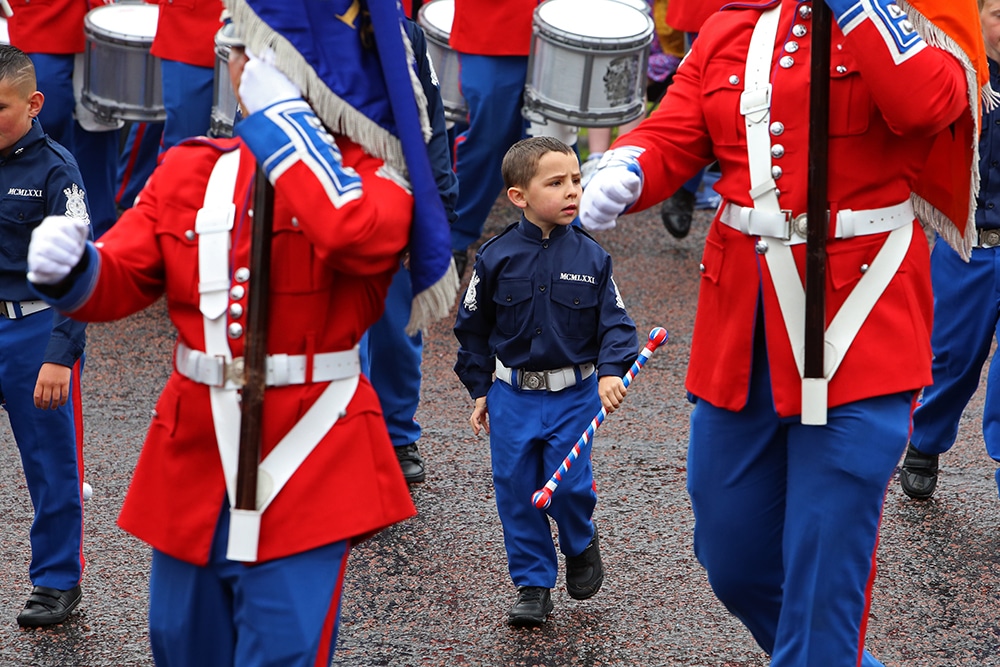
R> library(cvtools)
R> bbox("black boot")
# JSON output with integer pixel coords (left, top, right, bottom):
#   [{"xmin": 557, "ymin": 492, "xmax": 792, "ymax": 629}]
[
  {"xmin": 507, "ymin": 586, "xmax": 553, "ymax": 627},
  {"xmin": 899, "ymin": 443, "xmax": 940, "ymax": 500},
  {"xmin": 660, "ymin": 188, "xmax": 696, "ymax": 239},
  {"xmin": 565, "ymin": 526, "xmax": 604, "ymax": 600},
  {"xmin": 395, "ymin": 443, "xmax": 426, "ymax": 484}
]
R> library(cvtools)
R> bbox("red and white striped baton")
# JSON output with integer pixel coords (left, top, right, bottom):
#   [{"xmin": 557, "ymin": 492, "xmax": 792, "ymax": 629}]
[{"xmin": 531, "ymin": 327, "xmax": 668, "ymax": 510}]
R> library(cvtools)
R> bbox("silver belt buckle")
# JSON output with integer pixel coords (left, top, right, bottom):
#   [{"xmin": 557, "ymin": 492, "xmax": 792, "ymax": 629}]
[
  {"xmin": 224, "ymin": 356, "xmax": 246, "ymax": 387},
  {"xmin": 519, "ymin": 370, "xmax": 546, "ymax": 391},
  {"xmin": 790, "ymin": 212, "xmax": 808, "ymax": 239},
  {"xmin": 980, "ymin": 228, "xmax": 1000, "ymax": 248}
]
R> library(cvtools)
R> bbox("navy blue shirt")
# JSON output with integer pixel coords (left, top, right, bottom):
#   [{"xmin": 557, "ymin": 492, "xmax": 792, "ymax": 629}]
[
  {"xmin": 454, "ymin": 217, "xmax": 637, "ymax": 399},
  {"xmin": 977, "ymin": 58, "xmax": 1000, "ymax": 230},
  {"xmin": 0, "ymin": 120, "xmax": 88, "ymax": 366}
]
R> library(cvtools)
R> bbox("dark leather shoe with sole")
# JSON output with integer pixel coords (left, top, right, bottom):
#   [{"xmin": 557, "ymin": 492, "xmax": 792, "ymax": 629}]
[
  {"xmin": 395, "ymin": 443, "xmax": 426, "ymax": 484},
  {"xmin": 900, "ymin": 443, "xmax": 940, "ymax": 500},
  {"xmin": 660, "ymin": 188, "xmax": 696, "ymax": 239},
  {"xmin": 507, "ymin": 586, "xmax": 553, "ymax": 627},
  {"xmin": 566, "ymin": 526, "xmax": 604, "ymax": 600},
  {"xmin": 17, "ymin": 585, "xmax": 82, "ymax": 627}
]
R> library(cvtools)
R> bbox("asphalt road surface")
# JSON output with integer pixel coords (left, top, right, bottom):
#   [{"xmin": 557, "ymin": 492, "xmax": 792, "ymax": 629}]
[{"xmin": 0, "ymin": 198, "xmax": 997, "ymax": 667}]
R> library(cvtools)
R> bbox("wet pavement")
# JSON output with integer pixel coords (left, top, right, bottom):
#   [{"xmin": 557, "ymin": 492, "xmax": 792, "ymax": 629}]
[{"xmin": 0, "ymin": 198, "xmax": 998, "ymax": 666}]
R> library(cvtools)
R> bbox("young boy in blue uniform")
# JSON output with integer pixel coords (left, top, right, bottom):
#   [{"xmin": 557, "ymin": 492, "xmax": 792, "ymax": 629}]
[
  {"xmin": 0, "ymin": 45, "xmax": 89, "ymax": 627},
  {"xmin": 454, "ymin": 136, "xmax": 637, "ymax": 626}
]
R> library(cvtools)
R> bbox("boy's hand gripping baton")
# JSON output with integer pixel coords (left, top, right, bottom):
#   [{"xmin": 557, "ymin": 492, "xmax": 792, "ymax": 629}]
[{"xmin": 531, "ymin": 327, "xmax": 668, "ymax": 510}]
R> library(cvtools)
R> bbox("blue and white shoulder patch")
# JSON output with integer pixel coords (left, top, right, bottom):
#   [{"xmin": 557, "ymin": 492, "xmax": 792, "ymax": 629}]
[{"xmin": 838, "ymin": 0, "xmax": 925, "ymax": 64}]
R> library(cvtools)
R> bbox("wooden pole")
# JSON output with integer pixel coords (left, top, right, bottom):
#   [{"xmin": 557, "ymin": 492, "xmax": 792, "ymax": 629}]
[
  {"xmin": 804, "ymin": 2, "xmax": 832, "ymax": 393},
  {"xmin": 234, "ymin": 166, "xmax": 274, "ymax": 511}
]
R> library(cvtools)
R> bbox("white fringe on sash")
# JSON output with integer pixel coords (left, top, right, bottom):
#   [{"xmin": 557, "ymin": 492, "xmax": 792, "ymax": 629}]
[{"xmin": 899, "ymin": 0, "xmax": 999, "ymax": 261}]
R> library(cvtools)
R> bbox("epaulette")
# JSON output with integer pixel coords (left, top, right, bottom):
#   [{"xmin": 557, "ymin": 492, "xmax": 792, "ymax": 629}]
[
  {"xmin": 571, "ymin": 223, "xmax": 601, "ymax": 245},
  {"xmin": 476, "ymin": 220, "xmax": 520, "ymax": 256}
]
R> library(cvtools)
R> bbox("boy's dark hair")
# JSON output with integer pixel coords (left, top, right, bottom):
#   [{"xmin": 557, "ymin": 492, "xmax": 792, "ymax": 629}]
[
  {"xmin": 0, "ymin": 45, "xmax": 36, "ymax": 93},
  {"xmin": 502, "ymin": 136, "xmax": 576, "ymax": 190}
]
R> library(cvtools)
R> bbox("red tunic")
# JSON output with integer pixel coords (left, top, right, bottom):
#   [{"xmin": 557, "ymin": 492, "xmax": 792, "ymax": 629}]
[
  {"xmin": 616, "ymin": 0, "xmax": 968, "ymax": 417},
  {"xmin": 7, "ymin": 0, "xmax": 111, "ymax": 54},
  {"xmin": 449, "ymin": 0, "xmax": 538, "ymax": 56},
  {"xmin": 665, "ymin": 0, "xmax": 729, "ymax": 34},
  {"xmin": 68, "ymin": 136, "xmax": 416, "ymax": 565},
  {"xmin": 147, "ymin": 0, "xmax": 223, "ymax": 68}
]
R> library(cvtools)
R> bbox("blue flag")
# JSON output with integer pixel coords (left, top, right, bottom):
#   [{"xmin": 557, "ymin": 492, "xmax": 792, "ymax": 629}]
[{"xmin": 225, "ymin": 0, "xmax": 458, "ymax": 332}]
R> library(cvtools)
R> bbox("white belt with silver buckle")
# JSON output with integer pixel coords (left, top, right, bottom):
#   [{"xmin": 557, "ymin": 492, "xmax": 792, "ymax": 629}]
[
  {"xmin": 718, "ymin": 200, "xmax": 914, "ymax": 244},
  {"xmin": 175, "ymin": 342, "xmax": 360, "ymax": 388},
  {"xmin": 495, "ymin": 358, "xmax": 595, "ymax": 392},
  {"xmin": 0, "ymin": 299, "xmax": 51, "ymax": 319},
  {"xmin": 976, "ymin": 228, "xmax": 1000, "ymax": 248}
]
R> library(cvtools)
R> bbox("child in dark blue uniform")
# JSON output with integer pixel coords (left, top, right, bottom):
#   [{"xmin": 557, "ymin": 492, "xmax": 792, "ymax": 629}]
[
  {"xmin": 454, "ymin": 136, "xmax": 637, "ymax": 626},
  {"xmin": 0, "ymin": 45, "xmax": 89, "ymax": 627}
]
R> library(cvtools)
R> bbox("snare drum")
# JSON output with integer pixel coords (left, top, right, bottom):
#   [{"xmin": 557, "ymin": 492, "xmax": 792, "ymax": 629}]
[
  {"xmin": 0, "ymin": 18, "xmax": 8, "ymax": 46},
  {"xmin": 417, "ymin": 0, "xmax": 467, "ymax": 124},
  {"xmin": 210, "ymin": 23, "xmax": 241, "ymax": 138},
  {"xmin": 81, "ymin": 4, "xmax": 164, "ymax": 123},
  {"xmin": 524, "ymin": 0, "xmax": 653, "ymax": 127}
]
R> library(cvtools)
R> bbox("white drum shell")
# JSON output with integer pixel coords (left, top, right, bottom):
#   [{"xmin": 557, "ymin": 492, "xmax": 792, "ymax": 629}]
[
  {"xmin": 418, "ymin": 0, "xmax": 467, "ymax": 124},
  {"xmin": 524, "ymin": 0, "xmax": 653, "ymax": 127},
  {"xmin": 82, "ymin": 4, "xmax": 164, "ymax": 122},
  {"xmin": 0, "ymin": 18, "xmax": 8, "ymax": 45}
]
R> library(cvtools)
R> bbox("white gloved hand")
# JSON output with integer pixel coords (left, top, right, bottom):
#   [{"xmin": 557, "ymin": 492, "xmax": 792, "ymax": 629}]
[
  {"xmin": 238, "ymin": 48, "xmax": 302, "ymax": 116},
  {"xmin": 27, "ymin": 215, "xmax": 89, "ymax": 285},
  {"xmin": 580, "ymin": 149, "xmax": 644, "ymax": 231}
]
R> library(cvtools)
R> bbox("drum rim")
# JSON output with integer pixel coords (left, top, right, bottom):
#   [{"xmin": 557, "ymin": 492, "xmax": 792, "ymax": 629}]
[
  {"xmin": 533, "ymin": 0, "xmax": 653, "ymax": 49},
  {"xmin": 417, "ymin": 0, "xmax": 453, "ymax": 44},
  {"xmin": 84, "ymin": 4, "xmax": 159, "ymax": 43}
]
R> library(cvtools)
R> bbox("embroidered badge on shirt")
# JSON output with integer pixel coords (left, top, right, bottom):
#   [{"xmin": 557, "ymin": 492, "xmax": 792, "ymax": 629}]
[
  {"xmin": 63, "ymin": 183, "xmax": 91, "ymax": 225},
  {"xmin": 463, "ymin": 269, "xmax": 480, "ymax": 311},
  {"xmin": 612, "ymin": 277, "xmax": 625, "ymax": 310}
]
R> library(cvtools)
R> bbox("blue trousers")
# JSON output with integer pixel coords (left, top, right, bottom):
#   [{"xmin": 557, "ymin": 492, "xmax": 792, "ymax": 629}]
[
  {"xmin": 116, "ymin": 60, "xmax": 214, "ymax": 210},
  {"xmin": 487, "ymin": 376, "xmax": 598, "ymax": 587},
  {"xmin": 687, "ymin": 323, "xmax": 909, "ymax": 667},
  {"xmin": 29, "ymin": 53, "xmax": 120, "ymax": 238},
  {"xmin": 149, "ymin": 504, "xmax": 350, "ymax": 667},
  {"xmin": 359, "ymin": 264, "xmax": 422, "ymax": 447},
  {"xmin": 0, "ymin": 311, "xmax": 84, "ymax": 590},
  {"xmin": 910, "ymin": 238, "xmax": 1000, "ymax": 490},
  {"xmin": 450, "ymin": 54, "xmax": 528, "ymax": 252}
]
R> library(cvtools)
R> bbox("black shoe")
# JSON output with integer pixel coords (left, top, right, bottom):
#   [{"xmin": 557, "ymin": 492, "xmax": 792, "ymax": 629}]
[
  {"xmin": 452, "ymin": 248, "xmax": 469, "ymax": 279},
  {"xmin": 17, "ymin": 585, "xmax": 82, "ymax": 627},
  {"xmin": 900, "ymin": 443, "xmax": 940, "ymax": 500},
  {"xmin": 395, "ymin": 443, "xmax": 426, "ymax": 484},
  {"xmin": 565, "ymin": 526, "xmax": 604, "ymax": 600},
  {"xmin": 660, "ymin": 188, "xmax": 696, "ymax": 239},
  {"xmin": 507, "ymin": 586, "xmax": 553, "ymax": 627}
]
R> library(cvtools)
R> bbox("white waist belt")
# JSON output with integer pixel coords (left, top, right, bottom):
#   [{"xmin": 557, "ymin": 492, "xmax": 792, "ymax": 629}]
[
  {"xmin": 0, "ymin": 299, "xmax": 51, "ymax": 319},
  {"xmin": 719, "ymin": 201, "xmax": 914, "ymax": 244},
  {"xmin": 176, "ymin": 342, "xmax": 360, "ymax": 388},
  {"xmin": 495, "ymin": 358, "xmax": 595, "ymax": 392}
]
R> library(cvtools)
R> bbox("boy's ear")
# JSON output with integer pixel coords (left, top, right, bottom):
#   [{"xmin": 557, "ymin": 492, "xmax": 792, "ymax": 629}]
[
  {"xmin": 506, "ymin": 185, "xmax": 528, "ymax": 210},
  {"xmin": 28, "ymin": 91, "xmax": 43, "ymax": 118}
]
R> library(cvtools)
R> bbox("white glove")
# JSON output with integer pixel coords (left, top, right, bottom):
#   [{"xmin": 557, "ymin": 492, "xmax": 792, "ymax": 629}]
[
  {"xmin": 27, "ymin": 215, "xmax": 89, "ymax": 285},
  {"xmin": 238, "ymin": 48, "xmax": 302, "ymax": 116},
  {"xmin": 580, "ymin": 161, "xmax": 643, "ymax": 231}
]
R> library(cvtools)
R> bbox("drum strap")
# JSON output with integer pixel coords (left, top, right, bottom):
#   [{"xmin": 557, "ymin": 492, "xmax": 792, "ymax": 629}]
[
  {"xmin": 739, "ymin": 5, "xmax": 912, "ymax": 423},
  {"xmin": 196, "ymin": 150, "xmax": 360, "ymax": 562}
]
